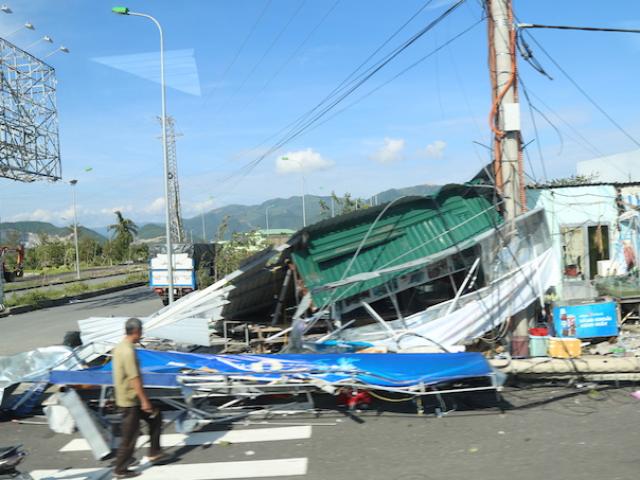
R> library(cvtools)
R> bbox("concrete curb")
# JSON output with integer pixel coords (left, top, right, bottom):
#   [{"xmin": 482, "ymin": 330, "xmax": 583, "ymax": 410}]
[{"xmin": 0, "ymin": 281, "xmax": 147, "ymax": 317}]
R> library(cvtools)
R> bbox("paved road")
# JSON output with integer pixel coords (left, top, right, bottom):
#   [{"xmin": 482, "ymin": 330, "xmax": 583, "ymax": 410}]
[
  {"xmin": 1, "ymin": 386, "xmax": 639, "ymax": 480},
  {"xmin": 0, "ymin": 286, "xmax": 160, "ymax": 355}
]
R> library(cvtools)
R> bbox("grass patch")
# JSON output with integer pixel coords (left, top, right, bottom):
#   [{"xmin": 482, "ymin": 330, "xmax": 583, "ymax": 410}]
[{"xmin": 4, "ymin": 275, "xmax": 146, "ymax": 309}]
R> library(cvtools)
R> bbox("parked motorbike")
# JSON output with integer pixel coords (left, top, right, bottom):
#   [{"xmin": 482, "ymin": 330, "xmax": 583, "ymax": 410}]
[{"xmin": 0, "ymin": 445, "xmax": 32, "ymax": 479}]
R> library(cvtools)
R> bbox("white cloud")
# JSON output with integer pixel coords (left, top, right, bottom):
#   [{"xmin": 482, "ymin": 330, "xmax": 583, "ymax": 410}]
[
  {"xmin": 183, "ymin": 197, "xmax": 216, "ymax": 215},
  {"xmin": 419, "ymin": 140, "xmax": 447, "ymax": 159},
  {"xmin": 275, "ymin": 148, "xmax": 334, "ymax": 174},
  {"xmin": 370, "ymin": 137, "xmax": 405, "ymax": 164},
  {"xmin": 144, "ymin": 197, "xmax": 165, "ymax": 214},
  {"xmin": 100, "ymin": 205, "xmax": 134, "ymax": 216},
  {"xmin": 8, "ymin": 208, "xmax": 55, "ymax": 222}
]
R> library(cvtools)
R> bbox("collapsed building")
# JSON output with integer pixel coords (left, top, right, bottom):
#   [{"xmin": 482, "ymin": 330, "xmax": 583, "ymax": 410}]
[{"xmin": 119, "ymin": 179, "xmax": 550, "ymax": 356}]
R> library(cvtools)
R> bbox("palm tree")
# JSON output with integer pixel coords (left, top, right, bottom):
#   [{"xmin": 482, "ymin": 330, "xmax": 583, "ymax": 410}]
[{"xmin": 108, "ymin": 211, "xmax": 138, "ymax": 260}]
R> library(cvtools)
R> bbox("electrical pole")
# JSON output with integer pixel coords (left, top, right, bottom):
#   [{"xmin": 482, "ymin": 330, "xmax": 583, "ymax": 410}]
[
  {"xmin": 488, "ymin": 0, "xmax": 530, "ymax": 355},
  {"xmin": 488, "ymin": 0, "xmax": 523, "ymax": 221}
]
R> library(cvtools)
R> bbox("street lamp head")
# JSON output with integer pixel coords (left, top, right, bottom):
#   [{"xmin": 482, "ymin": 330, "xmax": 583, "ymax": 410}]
[
  {"xmin": 112, "ymin": 6, "xmax": 130, "ymax": 15},
  {"xmin": 43, "ymin": 35, "xmax": 53, "ymax": 43},
  {"xmin": 59, "ymin": 45, "xmax": 70, "ymax": 54},
  {"xmin": 25, "ymin": 22, "xmax": 34, "ymax": 30},
  {"xmin": 69, "ymin": 179, "xmax": 78, "ymax": 186},
  {"xmin": 1, "ymin": 5, "xmax": 12, "ymax": 13}
]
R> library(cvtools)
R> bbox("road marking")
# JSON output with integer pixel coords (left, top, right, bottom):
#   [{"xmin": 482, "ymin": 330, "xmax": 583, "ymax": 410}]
[
  {"xmin": 31, "ymin": 457, "xmax": 308, "ymax": 479},
  {"xmin": 60, "ymin": 425, "xmax": 312, "ymax": 452}
]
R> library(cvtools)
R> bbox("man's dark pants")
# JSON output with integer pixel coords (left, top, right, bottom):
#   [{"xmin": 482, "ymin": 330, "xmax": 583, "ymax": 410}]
[{"xmin": 114, "ymin": 406, "xmax": 162, "ymax": 473}]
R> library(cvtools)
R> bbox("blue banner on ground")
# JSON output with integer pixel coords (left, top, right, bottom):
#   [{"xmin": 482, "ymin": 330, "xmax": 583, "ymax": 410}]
[
  {"xmin": 50, "ymin": 350, "xmax": 493, "ymax": 389},
  {"xmin": 553, "ymin": 301, "xmax": 618, "ymax": 338}
]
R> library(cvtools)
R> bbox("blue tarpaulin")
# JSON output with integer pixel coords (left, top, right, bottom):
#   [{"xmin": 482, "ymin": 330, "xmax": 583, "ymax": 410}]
[{"xmin": 50, "ymin": 350, "xmax": 493, "ymax": 390}]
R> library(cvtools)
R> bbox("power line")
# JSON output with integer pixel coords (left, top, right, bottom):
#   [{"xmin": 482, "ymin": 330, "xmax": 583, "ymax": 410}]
[
  {"xmin": 219, "ymin": 2, "xmax": 472, "ymax": 189},
  {"xmin": 216, "ymin": 0, "xmax": 273, "ymax": 84},
  {"xmin": 238, "ymin": 0, "xmax": 342, "ymax": 113},
  {"xmin": 296, "ymin": 18, "xmax": 484, "ymax": 139},
  {"xmin": 237, "ymin": 0, "xmax": 443, "ymax": 163},
  {"xmin": 214, "ymin": 0, "xmax": 307, "ymax": 114},
  {"xmin": 250, "ymin": 0, "xmax": 469, "ymax": 167},
  {"xmin": 524, "ymin": 86, "xmax": 603, "ymax": 158},
  {"xmin": 521, "ymin": 29, "xmax": 640, "ymax": 149},
  {"xmin": 518, "ymin": 77, "xmax": 549, "ymax": 181},
  {"xmin": 518, "ymin": 23, "xmax": 640, "ymax": 35}
]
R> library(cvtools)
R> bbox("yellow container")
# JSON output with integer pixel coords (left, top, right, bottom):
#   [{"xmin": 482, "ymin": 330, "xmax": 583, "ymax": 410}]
[{"xmin": 548, "ymin": 337, "xmax": 582, "ymax": 358}]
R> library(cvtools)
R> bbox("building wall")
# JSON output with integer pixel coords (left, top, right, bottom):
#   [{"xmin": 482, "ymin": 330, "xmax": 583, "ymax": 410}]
[
  {"xmin": 577, "ymin": 149, "xmax": 640, "ymax": 183},
  {"xmin": 527, "ymin": 185, "xmax": 618, "ymax": 300}
]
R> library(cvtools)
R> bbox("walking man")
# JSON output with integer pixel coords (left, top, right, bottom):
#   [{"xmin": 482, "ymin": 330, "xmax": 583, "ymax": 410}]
[{"xmin": 112, "ymin": 317, "xmax": 166, "ymax": 478}]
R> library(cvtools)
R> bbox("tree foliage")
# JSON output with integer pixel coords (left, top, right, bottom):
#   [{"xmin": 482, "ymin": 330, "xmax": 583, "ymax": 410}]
[
  {"xmin": 534, "ymin": 173, "xmax": 598, "ymax": 188},
  {"xmin": 212, "ymin": 216, "xmax": 265, "ymax": 280},
  {"xmin": 107, "ymin": 211, "xmax": 139, "ymax": 262},
  {"xmin": 15, "ymin": 211, "xmax": 148, "ymax": 272},
  {"xmin": 318, "ymin": 191, "xmax": 371, "ymax": 219}
]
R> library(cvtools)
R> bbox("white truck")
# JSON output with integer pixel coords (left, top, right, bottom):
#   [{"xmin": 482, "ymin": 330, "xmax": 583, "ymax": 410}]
[{"xmin": 149, "ymin": 243, "xmax": 215, "ymax": 305}]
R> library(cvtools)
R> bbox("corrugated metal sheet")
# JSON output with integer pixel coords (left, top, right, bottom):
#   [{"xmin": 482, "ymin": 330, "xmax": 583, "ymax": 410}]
[{"xmin": 290, "ymin": 184, "xmax": 502, "ymax": 307}]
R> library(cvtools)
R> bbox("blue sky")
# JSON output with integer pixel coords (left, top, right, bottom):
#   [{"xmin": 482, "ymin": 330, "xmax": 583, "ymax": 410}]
[{"xmin": 1, "ymin": 0, "xmax": 640, "ymax": 228}]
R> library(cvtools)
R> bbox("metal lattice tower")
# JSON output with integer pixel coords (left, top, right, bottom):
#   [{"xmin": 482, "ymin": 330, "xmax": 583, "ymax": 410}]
[
  {"xmin": 159, "ymin": 115, "xmax": 185, "ymax": 243},
  {"xmin": 0, "ymin": 37, "xmax": 61, "ymax": 182}
]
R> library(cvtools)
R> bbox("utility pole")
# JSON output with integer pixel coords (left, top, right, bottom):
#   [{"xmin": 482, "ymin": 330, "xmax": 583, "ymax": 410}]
[
  {"xmin": 488, "ymin": 0, "xmax": 523, "ymax": 221},
  {"xmin": 488, "ymin": 0, "xmax": 529, "ymax": 355},
  {"xmin": 161, "ymin": 115, "xmax": 185, "ymax": 244}
]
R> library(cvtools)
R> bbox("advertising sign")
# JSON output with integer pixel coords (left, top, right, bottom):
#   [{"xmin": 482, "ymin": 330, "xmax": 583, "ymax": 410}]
[{"xmin": 553, "ymin": 301, "xmax": 618, "ymax": 339}]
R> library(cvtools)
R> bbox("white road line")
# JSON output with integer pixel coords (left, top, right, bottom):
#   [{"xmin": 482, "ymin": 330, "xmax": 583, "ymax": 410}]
[
  {"xmin": 60, "ymin": 425, "xmax": 312, "ymax": 452},
  {"xmin": 31, "ymin": 457, "xmax": 308, "ymax": 480}
]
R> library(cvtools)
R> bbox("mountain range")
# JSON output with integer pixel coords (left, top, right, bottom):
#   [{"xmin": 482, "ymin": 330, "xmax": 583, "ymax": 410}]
[{"xmin": 1, "ymin": 183, "xmax": 441, "ymax": 244}]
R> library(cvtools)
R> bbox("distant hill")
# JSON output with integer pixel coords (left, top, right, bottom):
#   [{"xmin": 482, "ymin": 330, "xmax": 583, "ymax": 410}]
[
  {"xmin": 136, "ymin": 223, "xmax": 166, "ymax": 241},
  {"xmin": 137, "ymin": 183, "xmax": 442, "ymax": 241},
  {"xmin": 0, "ymin": 221, "xmax": 106, "ymax": 245},
  {"xmin": 1, "ymin": 184, "xmax": 444, "ymax": 245}
]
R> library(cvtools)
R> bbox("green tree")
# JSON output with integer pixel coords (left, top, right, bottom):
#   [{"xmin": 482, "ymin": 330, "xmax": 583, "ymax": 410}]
[
  {"xmin": 108, "ymin": 211, "xmax": 138, "ymax": 261},
  {"xmin": 212, "ymin": 217, "xmax": 263, "ymax": 280},
  {"xmin": 78, "ymin": 236, "xmax": 102, "ymax": 265},
  {"xmin": 129, "ymin": 243, "xmax": 150, "ymax": 263},
  {"xmin": 319, "ymin": 191, "xmax": 369, "ymax": 218}
]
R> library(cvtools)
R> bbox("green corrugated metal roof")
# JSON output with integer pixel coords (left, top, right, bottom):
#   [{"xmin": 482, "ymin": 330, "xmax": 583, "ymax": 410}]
[{"xmin": 290, "ymin": 184, "xmax": 502, "ymax": 307}]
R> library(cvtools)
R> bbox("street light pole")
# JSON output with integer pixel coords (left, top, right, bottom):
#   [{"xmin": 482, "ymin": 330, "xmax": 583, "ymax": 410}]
[
  {"xmin": 113, "ymin": 6, "xmax": 174, "ymax": 303},
  {"xmin": 201, "ymin": 210, "xmax": 206, "ymax": 241},
  {"xmin": 265, "ymin": 205, "xmax": 273, "ymax": 235},
  {"xmin": 69, "ymin": 179, "xmax": 80, "ymax": 280},
  {"xmin": 281, "ymin": 156, "xmax": 306, "ymax": 227},
  {"xmin": 301, "ymin": 175, "xmax": 306, "ymax": 227}
]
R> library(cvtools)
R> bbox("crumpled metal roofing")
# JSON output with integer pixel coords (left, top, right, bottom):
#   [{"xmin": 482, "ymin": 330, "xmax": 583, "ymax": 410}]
[{"xmin": 290, "ymin": 184, "xmax": 503, "ymax": 307}]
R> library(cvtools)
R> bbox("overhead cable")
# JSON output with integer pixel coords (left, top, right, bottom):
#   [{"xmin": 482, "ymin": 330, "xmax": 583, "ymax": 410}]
[
  {"xmin": 217, "ymin": 0, "xmax": 273, "ymax": 83},
  {"xmin": 228, "ymin": 0, "xmax": 468, "ymax": 183},
  {"xmin": 521, "ymin": 29, "xmax": 640, "ymax": 149},
  {"xmin": 214, "ymin": 0, "xmax": 307, "ymax": 114},
  {"xmin": 518, "ymin": 23, "xmax": 640, "ymax": 35},
  {"xmin": 239, "ymin": 0, "xmax": 342, "ymax": 113}
]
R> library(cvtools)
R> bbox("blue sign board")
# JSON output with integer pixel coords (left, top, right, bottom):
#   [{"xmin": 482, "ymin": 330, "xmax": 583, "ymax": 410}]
[{"xmin": 553, "ymin": 301, "xmax": 618, "ymax": 339}]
